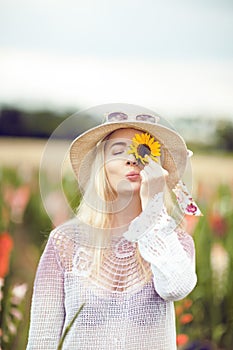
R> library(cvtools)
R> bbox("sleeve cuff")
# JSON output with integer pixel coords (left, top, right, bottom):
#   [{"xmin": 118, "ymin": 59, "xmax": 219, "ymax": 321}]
[{"xmin": 123, "ymin": 192, "xmax": 166, "ymax": 242}]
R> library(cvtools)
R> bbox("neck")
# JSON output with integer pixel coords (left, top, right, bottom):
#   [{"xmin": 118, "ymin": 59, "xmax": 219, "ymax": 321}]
[{"xmin": 110, "ymin": 191, "xmax": 142, "ymax": 230}]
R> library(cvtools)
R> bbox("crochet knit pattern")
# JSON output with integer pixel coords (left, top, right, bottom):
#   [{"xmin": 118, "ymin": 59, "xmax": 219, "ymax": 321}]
[{"xmin": 27, "ymin": 194, "xmax": 197, "ymax": 350}]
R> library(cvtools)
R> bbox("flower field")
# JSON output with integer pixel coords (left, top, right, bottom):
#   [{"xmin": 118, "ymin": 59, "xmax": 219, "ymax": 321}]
[{"xmin": 0, "ymin": 138, "xmax": 233, "ymax": 350}]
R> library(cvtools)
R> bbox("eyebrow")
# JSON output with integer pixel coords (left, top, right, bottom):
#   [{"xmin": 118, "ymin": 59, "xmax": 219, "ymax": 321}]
[{"xmin": 109, "ymin": 141, "xmax": 127, "ymax": 149}]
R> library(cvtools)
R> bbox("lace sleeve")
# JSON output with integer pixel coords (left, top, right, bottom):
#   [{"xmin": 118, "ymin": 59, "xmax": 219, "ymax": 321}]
[
  {"xmin": 27, "ymin": 231, "xmax": 65, "ymax": 350},
  {"xmin": 124, "ymin": 192, "xmax": 165, "ymax": 242},
  {"xmin": 138, "ymin": 226, "xmax": 197, "ymax": 301},
  {"xmin": 124, "ymin": 193, "xmax": 197, "ymax": 301}
]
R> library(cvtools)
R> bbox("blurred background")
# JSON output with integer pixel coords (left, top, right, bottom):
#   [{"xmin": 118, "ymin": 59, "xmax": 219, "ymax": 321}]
[{"xmin": 0, "ymin": 0, "xmax": 233, "ymax": 349}]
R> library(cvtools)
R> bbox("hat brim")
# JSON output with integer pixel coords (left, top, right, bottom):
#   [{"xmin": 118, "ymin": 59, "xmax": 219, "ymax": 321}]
[{"xmin": 70, "ymin": 121, "xmax": 188, "ymax": 190}]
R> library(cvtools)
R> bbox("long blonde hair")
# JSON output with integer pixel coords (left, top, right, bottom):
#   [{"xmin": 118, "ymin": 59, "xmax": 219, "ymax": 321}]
[
  {"xmin": 77, "ymin": 141, "xmax": 116, "ymax": 230},
  {"xmin": 76, "ymin": 141, "xmax": 117, "ymax": 272}
]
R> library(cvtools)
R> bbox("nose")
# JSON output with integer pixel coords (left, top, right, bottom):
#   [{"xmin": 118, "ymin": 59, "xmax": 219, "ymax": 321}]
[{"xmin": 126, "ymin": 154, "xmax": 138, "ymax": 166}]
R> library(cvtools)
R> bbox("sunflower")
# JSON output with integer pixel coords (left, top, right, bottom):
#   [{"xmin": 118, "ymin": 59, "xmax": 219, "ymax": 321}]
[{"xmin": 128, "ymin": 133, "xmax": 161, "ymax": 165}]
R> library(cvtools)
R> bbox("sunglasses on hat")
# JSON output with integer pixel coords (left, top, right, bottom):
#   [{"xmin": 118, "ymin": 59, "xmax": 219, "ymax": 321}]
[{"xmin": 105, "ymin": 112, "xmax": 160, "ymax": 124}]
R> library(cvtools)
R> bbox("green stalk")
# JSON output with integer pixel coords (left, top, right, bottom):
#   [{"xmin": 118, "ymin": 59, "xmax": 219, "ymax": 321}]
[{"xmin": 57, "ymin": 303, "xmax": 85, "ymax": 350}]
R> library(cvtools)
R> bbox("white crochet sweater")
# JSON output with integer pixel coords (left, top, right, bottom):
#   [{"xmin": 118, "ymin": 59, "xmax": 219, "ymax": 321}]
[{"xmin": 27, "ymin": 193, "xmax": 197, "ymax": 350}]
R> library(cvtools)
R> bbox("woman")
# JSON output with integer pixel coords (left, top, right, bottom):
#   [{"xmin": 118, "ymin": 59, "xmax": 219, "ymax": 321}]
[{"xmin": 27, "ymin": 107, "xmax": 201, "ymax": 349}]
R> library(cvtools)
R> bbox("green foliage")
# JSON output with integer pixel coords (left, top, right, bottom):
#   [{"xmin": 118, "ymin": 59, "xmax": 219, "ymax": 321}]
[
  {"xmin": 1, "ymin": 282, "xmax": 28, "ymax": 349},
  {"xmin": 176, "ymin": 182, "xmax": 233, "ymax": 349},
  {"xmin": 1, "ymin": 163, "xmax": 233, "ymax": 349},
  {"xmin": 0, "ymin": 166, "xmax": 81, "ymax": 349}
]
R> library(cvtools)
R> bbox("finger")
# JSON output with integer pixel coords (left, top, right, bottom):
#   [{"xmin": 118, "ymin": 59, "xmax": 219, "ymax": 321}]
[
  {"xmin": 141, "ymin": 165, "xmax": 164, "ymax": 184},
  {"xmin": 162, "ymin": 168, "xmax": 169, "ymax": 176},
  {"xmin": 140, "ymin": 169, "xmax": 147, "ymax": 183},
  {"xmin": 145, "ymin": 156, "xmax": 168, "ymax": 176}
]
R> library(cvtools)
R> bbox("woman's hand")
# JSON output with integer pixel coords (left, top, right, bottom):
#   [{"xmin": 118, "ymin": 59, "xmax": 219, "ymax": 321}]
[{"xmin": 140, "ymin": 157, "xmax": 168, "ymax": 210}]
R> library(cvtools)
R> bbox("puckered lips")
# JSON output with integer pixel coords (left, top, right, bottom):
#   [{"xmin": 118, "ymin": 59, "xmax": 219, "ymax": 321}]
[{"xmin": 125, "ymin": 171, "xmax": 141, "ymax": 181}]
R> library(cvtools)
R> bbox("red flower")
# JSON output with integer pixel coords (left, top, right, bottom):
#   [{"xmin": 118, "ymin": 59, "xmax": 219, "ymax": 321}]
[
  {"xmin": 0, "ymin": 232, "xmax": 14, "ymax": 278},
  {"xmin": 3, "ymin": 185, "xmax": 31, "ymax": 223},
  {"xmin": 208, "ymin": 212, "xmax": 227, "ymax": 237},
  {"xmin": 183, "ymin": 299, "xmax": 193, "ymax": 309},
  {"xmin": 186, "ymin": 203, "xmax": 197, "ymax": 214},
  {"xmin": 180, "ymin": 313, "xmax": 193, "ymax": 325},
  {"xmin": 176, "ymin": 333, "xmax": 189, "ymax": 346},
  {"xmin": 175, "ymin": 305, "xmax": 184, "ymax": 317}
]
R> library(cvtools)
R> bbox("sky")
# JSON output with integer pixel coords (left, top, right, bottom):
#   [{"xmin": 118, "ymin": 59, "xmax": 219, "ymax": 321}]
[{"xmin": 0, "ymin": 0, "xmax": 233, "ymax": 118}]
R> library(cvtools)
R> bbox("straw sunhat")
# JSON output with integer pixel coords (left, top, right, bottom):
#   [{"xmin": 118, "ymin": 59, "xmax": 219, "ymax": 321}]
[{"xmin": 69, "ymin": 104, "xmax": 189, "ymax": 191}]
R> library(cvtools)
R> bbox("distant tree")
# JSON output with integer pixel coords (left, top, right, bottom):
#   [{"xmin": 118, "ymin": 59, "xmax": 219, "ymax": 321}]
[
  {"xmin": 0, "ymin": 108, "xmax": 26, "ymax": 136},
  {"xmin": 215, "ymin": 120, "xmax": 233, "ymax": 151},
  {"xmin": 0, "ymin": 106, "xmax": 99, "ymax": 139}
]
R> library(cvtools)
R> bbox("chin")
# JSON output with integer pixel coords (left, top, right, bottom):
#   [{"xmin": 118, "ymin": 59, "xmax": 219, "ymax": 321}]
[{"xmin": 117, "ymin": 183, "xmax": 141, "ymax": 195}]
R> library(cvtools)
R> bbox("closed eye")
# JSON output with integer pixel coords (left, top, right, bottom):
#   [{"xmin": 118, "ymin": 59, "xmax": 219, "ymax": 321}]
[
  {"xmin": 110, "ymin": 142, "xmax": 127, "ymax": 156},
  {"xmin": 112, "ymin": 149, "xmax": 124, "ymax": 155},
  {"xmin": 107, "ymin": 141, "xmax": 129, "ymax": 157}
]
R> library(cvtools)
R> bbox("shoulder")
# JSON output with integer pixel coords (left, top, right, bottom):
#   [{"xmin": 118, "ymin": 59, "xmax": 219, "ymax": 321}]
[
  {"xmin": 48, "ymin": 218, "xmax": 97, "ymax": 261},
  {"xmin": 47, "ymin": 218, "xmax": 82, "ymax": 267},
  {"xmin": 50, "ymin": 218, "xmax": 80, "ymax": 242},
  {"xmin": 49, "ymin": 218, "xmax": 96, "ymax": 244}
]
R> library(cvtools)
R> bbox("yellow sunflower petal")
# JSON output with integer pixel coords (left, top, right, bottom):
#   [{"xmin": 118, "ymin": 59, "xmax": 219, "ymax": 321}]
[
  {"xmin": 146, "ymin": 133, "xmax": 151, "ymax": 143},
  {"xmin": 128, "ymin": 144, "xmax": 140, "ymax": 160},
  {"xmin": 148, "ymin": 137, "xmax": 155, "ymax": 147},
  {"xmin": 138, "ymin": 154, "xmax": 148, "ymax": 165},
  {"xmin": 141, "ymin": 133, "xmax": 146, "ymax": 142},
  {"xmin": 135, "ymin": 134, "xmax": 142, "ymax": 142},
  {"xmin": 128, "ymin": 132, "xmax": 161, "ymax": 165},
  {"xmin": 151, "ymin": 141, "xmax": 160, "ymax": 149},
  {"xmin": 150, "ymin": 155, "xmax": 159, "ymax": 162}
]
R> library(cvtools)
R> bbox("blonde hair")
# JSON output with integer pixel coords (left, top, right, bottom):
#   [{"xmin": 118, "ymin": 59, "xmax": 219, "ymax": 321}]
[
  {"xmin": 77, "ymin": 141, "xmax": 116, "ymax": 229},
  {"xmin": 76, "ymin": 141, "xmax": 116, "ymax": 272}
]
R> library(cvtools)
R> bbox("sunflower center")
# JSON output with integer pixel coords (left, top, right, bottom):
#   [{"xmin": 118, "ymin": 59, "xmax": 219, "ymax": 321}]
[{"xmin": 137, "ymin": 144, "xmax": 151, "ymax": 158}]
